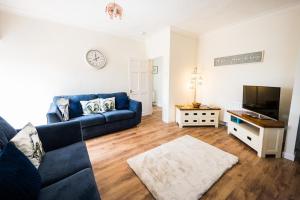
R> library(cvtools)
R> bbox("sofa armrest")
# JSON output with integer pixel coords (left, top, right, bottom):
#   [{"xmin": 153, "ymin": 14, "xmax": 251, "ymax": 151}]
[
  {"xmin": 47, "ymin": 103, "xmax": 63, "ymax": 124},
  {"xmin": 36, "ymin": 121, "xmax": 83, "ymax": 152},
  {"xmin": 129, "ymin": 99, "xmax": 142, "ymax": 123}
]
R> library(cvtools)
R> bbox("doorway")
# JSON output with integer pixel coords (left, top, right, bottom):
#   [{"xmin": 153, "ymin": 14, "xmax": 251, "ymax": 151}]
[{"xmin": 151, "ymin": 57, "xmax": 164, "ymax": 113}]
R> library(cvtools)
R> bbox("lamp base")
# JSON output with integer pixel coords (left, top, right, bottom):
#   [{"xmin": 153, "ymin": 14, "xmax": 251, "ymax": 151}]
[{"xmin": 192, "ymin": 102, "xmax": 201, "ymax": 108}]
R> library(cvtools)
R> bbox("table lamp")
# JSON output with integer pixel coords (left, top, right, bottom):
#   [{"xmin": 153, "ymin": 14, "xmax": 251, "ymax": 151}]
[{"xmin": 189, "ymin": 67, "xmax": 202, "ymax": 108}]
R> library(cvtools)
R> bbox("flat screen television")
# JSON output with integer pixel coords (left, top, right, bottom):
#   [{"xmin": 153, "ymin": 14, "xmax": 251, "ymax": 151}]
[{"xmin": 243, "ymin": 85, "xmax": 281, "ymax": 120}]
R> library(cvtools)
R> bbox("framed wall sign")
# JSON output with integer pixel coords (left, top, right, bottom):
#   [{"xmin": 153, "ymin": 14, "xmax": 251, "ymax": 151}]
[{"xmin": 214, "ymin": 51, "xmax": 264, "ymax": 67}]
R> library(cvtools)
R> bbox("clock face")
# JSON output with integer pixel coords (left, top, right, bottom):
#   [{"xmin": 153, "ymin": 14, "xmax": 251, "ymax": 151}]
[{"xmin": 86, "ymin": 50, "xmax": 107, "ymax": 69}]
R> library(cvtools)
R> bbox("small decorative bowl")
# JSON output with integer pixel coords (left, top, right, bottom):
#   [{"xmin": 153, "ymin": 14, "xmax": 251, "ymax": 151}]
[{"xmin": 192, "ymin": 102, "xmax": 201, "ymax": 108}]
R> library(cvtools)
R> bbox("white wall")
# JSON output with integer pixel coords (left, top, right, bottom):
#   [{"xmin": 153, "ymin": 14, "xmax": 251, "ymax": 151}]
[
  {"xmin": 198, "ymin": 6, "xmax": 300, "ymax": 123},
  {"xmin": 284, "ymin": 51, "xmax": 300, "ymax": 160},
  {"xmin": 152, "ymin": 57, "xmax": 163, "ymax": 107},
  {"xmin": 146, "ymin": 27, "xmax": 171, "ymax": 122},
  {"xmin": 169, "ymin": 31, "xmax": 198, "ymax": 122},
  {"xmin": 146, "ymin": 28, "xmax": 198, "ymax": 122},
  {"xmin": 0, "ymin": 11, "xmax": 146, "ymax": 128}
]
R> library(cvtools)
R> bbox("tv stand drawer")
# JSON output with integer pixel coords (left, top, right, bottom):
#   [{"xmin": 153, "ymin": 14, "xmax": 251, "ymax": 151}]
[{"xmin": 229, "ymin": 122, "xmax": 258, "ymax": 150}]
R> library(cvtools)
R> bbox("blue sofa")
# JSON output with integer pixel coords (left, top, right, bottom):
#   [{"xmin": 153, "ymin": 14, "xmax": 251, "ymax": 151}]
[
  {"xmin": 0, "ymin": 117, "xmax": 101, "ymax": 200},
  {"xmin": 47, "ymin": 92, "xmax": 142, "ymax": 140}
]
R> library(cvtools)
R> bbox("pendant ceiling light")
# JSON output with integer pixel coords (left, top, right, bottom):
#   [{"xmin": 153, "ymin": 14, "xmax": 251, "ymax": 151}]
[{"xmin": 105, "ymin": 1, "xmax": 123, "ymax": 19}]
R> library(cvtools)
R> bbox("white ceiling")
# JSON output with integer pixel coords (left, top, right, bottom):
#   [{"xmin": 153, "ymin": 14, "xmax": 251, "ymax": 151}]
[{"xmin": 0, "ymin": 0, "xmax": 299, "ymax": 39}]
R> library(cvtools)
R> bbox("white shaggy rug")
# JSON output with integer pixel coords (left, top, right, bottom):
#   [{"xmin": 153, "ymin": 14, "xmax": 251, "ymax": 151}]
[{"xmin": 127, "ymin": 135, "xmax": 238, "ymax": 200}]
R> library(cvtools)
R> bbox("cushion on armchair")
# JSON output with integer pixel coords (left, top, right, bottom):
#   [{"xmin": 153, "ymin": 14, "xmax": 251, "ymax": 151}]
[
  {"xmin": 36, "ymin": 121, "xmax": 82, "ymax": 152},
  {"xmin": 38, "ymin": 142, "xmax": 91, "ymax": 187},
  {"xmin": 0, "ymin": 143, "xmax": 41, "ymax": 200},
  {"xmin": 10, "ymin": 123, "xmax": 45, "ymax": 168},
  {"xmin": 38, "ymin": 168, "xmax": 100, "ymax": 200}
]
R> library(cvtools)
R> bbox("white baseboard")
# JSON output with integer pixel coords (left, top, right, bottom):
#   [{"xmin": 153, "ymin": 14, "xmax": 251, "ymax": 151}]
[
  {"xmin": 220, "ymin": 121, "xmax": 227, "ymax": 126},
  {"xmin": 282, "ymin": 152, "xmax": 295, "ymax": 161}
]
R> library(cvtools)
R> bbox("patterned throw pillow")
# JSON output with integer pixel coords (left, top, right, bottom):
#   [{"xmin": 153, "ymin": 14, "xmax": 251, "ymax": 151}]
[
  {"xmin": 80, "ymin": 98, "xmax": 102, "ymax": 115},
  {"xmin": 56, "ymin": 98, "xmax": 69, "ymax": 121},
  {"xmin": 100, "ymin": 97, "xmax": 116, "ymax": 112},
  {"xmin": 10, "ymin": 123, "xmax": 45, "ymax": 168}
]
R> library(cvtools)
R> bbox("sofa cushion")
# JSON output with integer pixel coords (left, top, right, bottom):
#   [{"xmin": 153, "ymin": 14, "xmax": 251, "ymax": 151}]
[
  {"xmin": 80, "ymin": 98, "xmax": 102, "ymax": 115},
  {"xmin": 56, "ymin": 98, "xmax": 69, "ymax": 121},
  {"xmin": 0, "ymin": 116, "xmax": 17, "ymax": 149},
  {"xmin": 70, "ymin": 114, "xmax": 106, "ymax": 128},
  {"xmin": 97, "ymin": 92, "xmax": 129, "ymax": 110},
  {"xmin": 38, "ymin": 168, "xmax": 100, "ymax": 200},
  {"xmin": 38, "ymin": 142, "xmax": 91, "ymax": 187},
  {"xmin": 11, "ymin": 123, "xmax": 45, "ymax": 168},
  {"xmin": 0, "ymin": 143, "xmax": 41, "ymax": 200},
  {"xmin": 54, "ymin": 94, "xmax": 98, "ymax": 118},
  {"xmin": 99, "ymin": 97, "xmax": 115, "ymax": 112},
  {"xmin": 102, "ymin": 110, "xmax": 135, "ymax": 123}
]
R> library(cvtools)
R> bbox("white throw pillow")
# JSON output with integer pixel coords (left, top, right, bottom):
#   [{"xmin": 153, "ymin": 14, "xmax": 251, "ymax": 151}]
[
  {"xmin": 80, "ymin": 98, "xmax": 102, "ymax": 115},
  {"xmin": 56, "ymin": 98, "xmax": 69, "ymax": 121},
  {"xmin": 10, "ymin": 123, "xmax": 45, "ymax": 168},
  {"xmin": 100, "ymin": 97, "xmax": 116, "ymax": 112}
]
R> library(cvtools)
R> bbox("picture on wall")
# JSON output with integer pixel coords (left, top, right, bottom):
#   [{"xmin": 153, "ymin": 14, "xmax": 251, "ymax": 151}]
[
  {"xmin": 152, "ymin": 66, "xmax": 158, "ymax": 74},
  {"xmin": 214, "ymin": 51, "xmax": 264, "ymax": 66}
]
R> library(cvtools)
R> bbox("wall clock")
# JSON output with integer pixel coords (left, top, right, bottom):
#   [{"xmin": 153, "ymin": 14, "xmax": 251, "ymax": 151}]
[{"xmin": 86, "ymin": 49, "xmax": 107, "ymax": 69}]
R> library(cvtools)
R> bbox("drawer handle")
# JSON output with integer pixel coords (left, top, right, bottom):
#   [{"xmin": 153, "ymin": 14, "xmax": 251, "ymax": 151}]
[
  {"xmin": 185, "ymin": 113, "xmax": 189, "ymax": 116},
  {"xmin": 184, "ymin": 120, "xmax": 189, "ymax": 122},
  {"xmin": 202, "ymin": 113, "xmax": 206, "ymax": 115},
  {"xmin": 202, "ymin": 120, "xmax": 206, "ymax": 122},
  {"xmin": 247, "ymin": 136, "xmax": 252, "ymax": 141},
  {"xmin": 193, "ymin": 120, "xmax": 197, "ymax": 122},
  {"xmin": 233, "ymin": 128, "xmax": 237, "ymax": 131},
  {"xmin": 210, "ymin": 120, "xmax": 214, "ymax": 122},
  {"xmin": 193, "ymin": 113, "xmax": 197, "ymax": 115},
  {"xmin": 211, "ymin": 113, "xmax": 215, "ymax": 115}
]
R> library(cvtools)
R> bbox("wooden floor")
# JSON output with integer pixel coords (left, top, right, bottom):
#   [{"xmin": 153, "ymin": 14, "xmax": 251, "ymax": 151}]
[{"xmin": 86, "ymin": 108, "xmax": 300, "ymax": 200}]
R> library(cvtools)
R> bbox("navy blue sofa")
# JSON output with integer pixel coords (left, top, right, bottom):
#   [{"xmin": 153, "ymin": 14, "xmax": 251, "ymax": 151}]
[
  {"xmin": 47, "ymin": 92, "xmax": 142, "ymax": 140},
  {"xmin": 0, "ymin": 117, "xmax": 101, "ymax": 200}
]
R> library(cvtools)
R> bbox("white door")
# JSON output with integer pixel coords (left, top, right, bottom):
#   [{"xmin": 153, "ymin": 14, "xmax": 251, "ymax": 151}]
[{"xmin": 128, "ymin": 59, "xmax": 152, "ymax": 116}]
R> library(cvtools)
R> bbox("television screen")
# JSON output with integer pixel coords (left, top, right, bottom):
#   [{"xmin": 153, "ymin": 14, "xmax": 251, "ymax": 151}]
[{"xmin": 243, "ymin": 85, "xmax": 281, "ymax": 120}]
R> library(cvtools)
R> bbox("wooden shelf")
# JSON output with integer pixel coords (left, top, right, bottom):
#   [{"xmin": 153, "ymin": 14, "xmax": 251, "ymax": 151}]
[
  {"xmin": 231, "ymin": 120, "xmax": 260, "ymax": 136},
  {"xmin": 228, "ymin": 110, "xmax": 284, "ymax": 128}
]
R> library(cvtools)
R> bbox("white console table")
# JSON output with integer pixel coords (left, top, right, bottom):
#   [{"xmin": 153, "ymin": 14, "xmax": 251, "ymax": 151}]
[
  {"xmin": 227, "ymin": 110, "xmax": 285, "ymax": 158},
  {"xmin": 175, "ymin": 105, "xmax": 220, "ymax": 128}
]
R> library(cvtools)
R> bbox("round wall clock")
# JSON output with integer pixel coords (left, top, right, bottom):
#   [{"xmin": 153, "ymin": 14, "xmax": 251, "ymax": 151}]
[{"xmin": 86, "ymin": 49, "xmax": 107, "ymax": 69}]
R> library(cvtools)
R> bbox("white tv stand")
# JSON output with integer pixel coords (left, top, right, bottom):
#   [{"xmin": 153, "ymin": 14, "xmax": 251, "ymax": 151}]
[{"xmin": 227, "ymin": 110, "xmax": 284, "ymax": 158}]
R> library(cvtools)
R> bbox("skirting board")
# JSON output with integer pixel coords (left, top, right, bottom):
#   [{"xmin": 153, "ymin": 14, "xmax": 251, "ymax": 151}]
[
  {"xmin": 221, "ymin": 121, "xmax": 227, "ymax": 126},
  {"xmin": 283, "ymin": 152, "xmax": 295, "ymax": 161}
]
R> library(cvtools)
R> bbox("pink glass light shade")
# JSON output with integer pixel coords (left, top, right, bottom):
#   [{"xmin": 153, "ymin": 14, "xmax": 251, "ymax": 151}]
[{"xmin": 105, "ymin": 2, "xmax": 123, "ymax": 19}]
